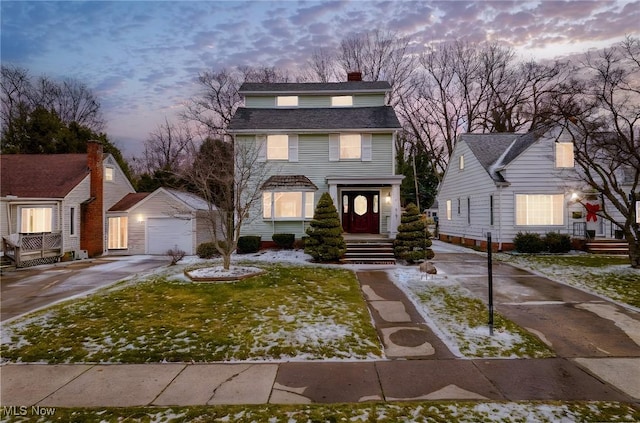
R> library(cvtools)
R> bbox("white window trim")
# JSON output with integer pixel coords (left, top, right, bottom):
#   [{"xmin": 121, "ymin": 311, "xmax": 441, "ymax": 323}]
[
  {"xmin": 276, "ymin": 96, "xmax": 298, "ymax": 107},
  {"xmin": 105, "ymin": 166, "xmax": 115, "ymax": 182},
  {"xmin": 258, "ymin": 134, "xmax": 298, "ymax": 162},
  {"xmin": 263, "ymin": 191, "xmax": 314, "ymax": 220},
  {"xmin": 19, "ymin": 206, "xmax": 53, "ymax": 233},
  {"xmin": 331, "ymin": 95, "xmax": 353, "ymax": 107},
  {"xmin": 555, "ymin": 142, "xmax": 575, "ymax": 168},
  {"xmin": 329, "ymin": 133, "xmax": 371, "ymax": 161},
  {"xmin": 515, "ymin": 194, "xmax": 564, "ymax": 226},
  {"xmin": 108, "ymin": 216, "xmax": 128, "ymax": 249}
]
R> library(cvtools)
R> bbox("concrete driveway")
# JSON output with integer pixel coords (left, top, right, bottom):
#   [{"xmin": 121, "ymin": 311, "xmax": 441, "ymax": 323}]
[
  {"xmin": 1, "ymin": 255, "xmax": 168, "ymax": 322},
  {"xmin": 431, "ymin": 250, "xmax": 640, "ymax": 358}
]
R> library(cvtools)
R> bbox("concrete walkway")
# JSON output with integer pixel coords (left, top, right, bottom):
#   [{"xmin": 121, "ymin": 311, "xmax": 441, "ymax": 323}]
[{"xmin": 1, "ymin": 246, "xmax": 640, "ymax": 407}]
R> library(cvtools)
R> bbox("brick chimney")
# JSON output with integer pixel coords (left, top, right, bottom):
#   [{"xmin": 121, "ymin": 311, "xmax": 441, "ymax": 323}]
[
  {"xmin": 347, "ymin": 71, "xmax": 362, "ymax": 81},
  {"xmin": 81, "ymin": 140, "xmax": 104, "ymax": 257}
]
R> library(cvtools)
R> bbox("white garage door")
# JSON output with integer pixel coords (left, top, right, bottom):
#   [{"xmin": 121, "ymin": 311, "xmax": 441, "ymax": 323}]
[{"xmin": 147, "ymin": 218, "xmax": 193, "ymax": 255}]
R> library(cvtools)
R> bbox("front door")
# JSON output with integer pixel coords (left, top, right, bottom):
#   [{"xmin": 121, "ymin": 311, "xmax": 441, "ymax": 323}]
[{"xmin": 342, "ymin": 191, "xmax": 380, "ymax": 234}]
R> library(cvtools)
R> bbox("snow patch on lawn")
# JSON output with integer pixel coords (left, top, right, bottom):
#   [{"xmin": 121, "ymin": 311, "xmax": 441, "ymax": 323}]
[{"xmin": 187, "ymin": 265, "xmax": 264, "ymax": 280}]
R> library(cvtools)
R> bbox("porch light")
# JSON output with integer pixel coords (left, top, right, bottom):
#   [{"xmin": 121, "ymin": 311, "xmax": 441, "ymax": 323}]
[
  {"xmin": 569, "ymin": 192, "xmax": 580, "ymax": 203},
  {"xmin": 385, "ymin": 193, "xmax": 391, "ymax": 204},
  {"xmin": 137, "ymin": 214, "xmax": 145, "ymax": 223}
]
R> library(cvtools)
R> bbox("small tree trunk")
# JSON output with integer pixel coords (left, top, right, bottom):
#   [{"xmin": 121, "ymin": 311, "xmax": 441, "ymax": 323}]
[
  {"xmin": 222, "ymin": 253, "xmax": 231, "ymax": 270},
  {"xmin": 628, "ymin": 236, "xmax": 640, "ymax": 269}
]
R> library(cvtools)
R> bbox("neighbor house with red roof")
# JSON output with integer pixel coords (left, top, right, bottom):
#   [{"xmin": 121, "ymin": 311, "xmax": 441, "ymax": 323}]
[{"xmin": 1, "ymin": 142, "xmax": 214, "ymax": 267}]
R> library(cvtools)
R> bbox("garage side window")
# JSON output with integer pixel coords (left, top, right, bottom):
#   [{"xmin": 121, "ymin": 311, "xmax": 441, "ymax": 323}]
[{"xmin": 108, "ymin": 217, "xmax": 128, "ymax": 249}]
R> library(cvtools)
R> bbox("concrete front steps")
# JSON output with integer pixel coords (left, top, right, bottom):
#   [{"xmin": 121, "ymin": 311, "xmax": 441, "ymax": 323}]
[
  {"xmin": 344, "ymin": 237, "xmax": 396, "ymax": 265},
  {"xmin": 586, "ymin": 238, "xmax": 629, "ymax": 255}
]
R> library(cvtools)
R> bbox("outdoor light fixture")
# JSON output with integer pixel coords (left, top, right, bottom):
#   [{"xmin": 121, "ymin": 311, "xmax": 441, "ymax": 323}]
[
  {"xmin": 137, "ymin": 214, "xmax": 145, "ymax": 223},
  {"xmin": 385, "ymin": 193, "xmax": 391, "ymax": 204},
  {"xmin": 569, "ymin": 192, "xmax": 580, "ymax": 202}
]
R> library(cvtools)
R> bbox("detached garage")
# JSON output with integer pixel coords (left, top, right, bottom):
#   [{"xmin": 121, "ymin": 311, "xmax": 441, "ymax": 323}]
[{"xmin": 107, "ymin": 188, "xmax": 215, "ymax": 255}]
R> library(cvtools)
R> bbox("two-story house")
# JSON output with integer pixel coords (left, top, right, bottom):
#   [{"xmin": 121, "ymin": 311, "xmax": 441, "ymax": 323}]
[
  {"xmin": 228, "ymin": 73, "xmax": 404, "ymax": 243},
  {"xmin": 436, "ymin": 124, "xmax": 633, "ymax": 251}
]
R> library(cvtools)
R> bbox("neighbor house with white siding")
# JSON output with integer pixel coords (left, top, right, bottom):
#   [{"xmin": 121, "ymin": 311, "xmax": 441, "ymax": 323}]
[
  {"xmin": 228, "ymin": 73, "xmax": 404, "ymax": 243},
  {"xmin": 436, "ymin": 124, "xmax": 631, "ymax": 251}
]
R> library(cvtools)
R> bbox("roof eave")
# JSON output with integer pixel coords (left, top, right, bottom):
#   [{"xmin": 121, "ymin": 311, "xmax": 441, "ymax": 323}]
[{"xmin": 229, "ymin": 127, "xmax": 401, "ymax": 134}]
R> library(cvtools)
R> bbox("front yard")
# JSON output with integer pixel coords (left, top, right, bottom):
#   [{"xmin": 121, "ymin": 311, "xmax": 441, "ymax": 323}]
[{"xmin": 1, "ymin": 264, "xmax": 382, "ymax": 363}]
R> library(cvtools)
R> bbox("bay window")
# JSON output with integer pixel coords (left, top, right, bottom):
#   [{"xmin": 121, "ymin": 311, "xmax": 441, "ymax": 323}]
[
  {"xmin": 263, "ymin": 192, "xmax": 314, "ymax": 219},
  {"xmin": 516, "ymin": 194, "xmax": 564, "ymax": 225}
]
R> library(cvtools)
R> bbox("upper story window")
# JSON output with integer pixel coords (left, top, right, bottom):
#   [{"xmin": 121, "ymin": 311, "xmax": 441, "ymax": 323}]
[
  {"xmin": 459, "ymin": 155, "xmax": 465, "ymax": 170},
  {"xmin": 20, "ymin": 207, "xmax": 52, "ymax": 233},
  {"xmin": 340, "ymin": 134, "xmax": 361, "ymax": 159},
  {"xmin": 105, "ymin": 167, "xmax": 114, "ymax": 182},
  {"xmin": 329, "ymin": 133, "xmax": 372, "ymax": 161},
  {"xmin": 267, "ymin": 135, "xmax": 289, "ymax": 160},
  {"xmin": 555, "ymin": 142, "xmax": 574, "ymax": 168},
  {"xmin": 331, "ymin": 95, "xmax": 353, "ymax": 107},
  {"xmin": 276, "ymin": 96, "xmax": 298, "ymax": 107},
  {"xmin": 258, "ymin": 134, "xmax": 298, "ymax": 162}
]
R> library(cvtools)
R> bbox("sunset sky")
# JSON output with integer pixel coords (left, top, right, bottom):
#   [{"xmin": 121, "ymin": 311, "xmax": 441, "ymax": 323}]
[{"xmin": 2, "ymin": 1, "xmax": 638, "ymax": 157}]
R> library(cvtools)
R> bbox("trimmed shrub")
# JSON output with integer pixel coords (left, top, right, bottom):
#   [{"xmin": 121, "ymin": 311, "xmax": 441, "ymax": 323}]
[
  {"xmin": 272, "ymin": 233, "xmax": 295, "ymax": 249},
  {"xmin": 237, "ymin": 236, "xmax": 261, "ymax": 254},
  {"xmin": 196, "ymin": 242, "xmax": 218, "ymax": 259},
  {"xmin": 394, "ymin": 203, "xmax": 434, "ymax": 263},
  {"xmin": 514, "ymin": 232, "xmax": 545, "ymax": 253},
  {"xmin": 305, "ymin": 192, "xmax": 346, "ymax": 262},
  {"xmin": 545, "ymin": 232, "xmax": 572, "ymax": 253}
]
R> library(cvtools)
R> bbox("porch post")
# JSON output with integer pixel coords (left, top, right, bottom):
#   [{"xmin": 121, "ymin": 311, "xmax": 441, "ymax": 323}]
[
  {"xmin": 389, "ymin": 183, "xmax": 401, "ymax": 238},
  {"xmin": 329, "ymin": 184, "xmax": 338, "ymax": 208}
]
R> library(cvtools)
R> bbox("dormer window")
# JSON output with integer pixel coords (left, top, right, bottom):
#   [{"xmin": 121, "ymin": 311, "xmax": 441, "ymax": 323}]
[
  {"xmin": 331, "ymin": 96, "xmax": 353, "ymax": 107},
  {"xmin": 276, "ymin": 96, "xmax": 298, "ymax": 107}
]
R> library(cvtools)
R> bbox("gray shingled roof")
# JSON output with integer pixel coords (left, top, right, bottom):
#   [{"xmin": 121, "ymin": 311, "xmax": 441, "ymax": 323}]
[
  {"xmin": 239, "ymin": 81, "xmax": 391, "ymax": 94},
  {"xmin": 462, "ymin": 130, "xmax": 543, "ymax": 184},
  {"xmin": 229, "ymin": 106, "xmax": 401, "ymax": 132},
  {"xmin": 260, "ymin": 175, "xmax": 318, "ymax": 191}
]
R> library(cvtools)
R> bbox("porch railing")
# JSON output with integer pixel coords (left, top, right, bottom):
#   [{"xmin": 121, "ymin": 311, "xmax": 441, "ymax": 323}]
[
  {"xmin": 2, "ymin": 232, "xmax": 62, "ymax": 267},
  {"xmin": 572, "ymin": 222, "xmax": 590, "ymax": 239}
]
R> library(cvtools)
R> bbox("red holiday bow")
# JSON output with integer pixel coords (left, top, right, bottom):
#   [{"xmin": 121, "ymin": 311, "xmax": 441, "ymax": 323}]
[{"xmin": 585, "ymin": 203, "xmax": 600, "ymax": 222}]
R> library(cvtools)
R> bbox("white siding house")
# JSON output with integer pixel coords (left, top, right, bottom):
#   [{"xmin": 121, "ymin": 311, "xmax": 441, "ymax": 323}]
[
  {"xmin": 228, "ymin": 78, "xmax": 404, "ymax": 243},
  {"xmin": 437, "ymin": 124, "xmax": 629, "ymax": 250}
]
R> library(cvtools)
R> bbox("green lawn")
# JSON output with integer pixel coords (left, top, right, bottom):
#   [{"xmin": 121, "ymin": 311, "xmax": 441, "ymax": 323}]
[
  {"xmin": 1, "ymin": 264, "xmax": 382, "ymax": 363},
  {"xmin": 496, "ymin": 254, "xmax": 640, "ymax": 308},
  {"xmin": 2, "ymin": 402, "xmax": 639, "ymax": 423}
]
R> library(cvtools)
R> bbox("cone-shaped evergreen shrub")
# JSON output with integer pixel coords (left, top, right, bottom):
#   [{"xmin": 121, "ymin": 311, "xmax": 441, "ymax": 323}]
[
  {"xmin": 394, "ymin": 203, "xmax": 434, "ymax": 263},
  {"xmin": 305, "ymin": 192, "xmax": 346, "ymax": 262}
]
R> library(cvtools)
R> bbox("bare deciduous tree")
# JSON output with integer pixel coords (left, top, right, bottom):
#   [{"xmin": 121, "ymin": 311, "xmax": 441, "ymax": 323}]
[
  {"xmin": 182, "ymin": 138, "xmax": 271, "ymax": 270},
  {"xmin": 139, "ymin": 117, "xmax": 193, "ymax": 174},
  {"xmin": 555, "ymin": 36, "xmax": 640, "ymax": 268}
]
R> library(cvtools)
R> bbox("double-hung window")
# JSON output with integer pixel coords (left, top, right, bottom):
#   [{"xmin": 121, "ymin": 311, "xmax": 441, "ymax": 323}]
[
  {"xmin": 555, "ymin": 142, "xmax": 574, "ymax": 168},
  {"xmin": 263, "ymin": 192, "xmax": 314, "ymax": 219},
  {"xmin": 20, "ymin": 207, "xmax": 52, "ymax": 233},
  {"xmin": 258, "ymin": 134, "xmax": 298, "ymax": 162},
  {"xmin": 108, "ymin": 216, "xmax": 128, "ymax": 249},
  {"xmin": 516, "ymin": 194, "xmax": 564, "ymax": 225},
  {"xmin": 105, "ymin": 167, "xmax": 114, "ymax": 182},
  {"xmin": 329, "ymin": 133, "xmax": 372, "ymax": 161}
]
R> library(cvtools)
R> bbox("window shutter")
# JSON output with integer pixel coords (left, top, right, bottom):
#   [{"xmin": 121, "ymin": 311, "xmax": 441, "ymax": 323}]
[
  {"xmin": 361, "ymin": 133, "xmax": 372, "ymax": 161},
  {"xmin": 288, "ymin": 134, "xmax": 298, "ymax": 162},
  {"xmin": 256, "ymin": 135, "xmax": 267, "ymax": 162},
  {"xmin": 329, "ymin": 134, "xmax": 339, "ymax": 161}
]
